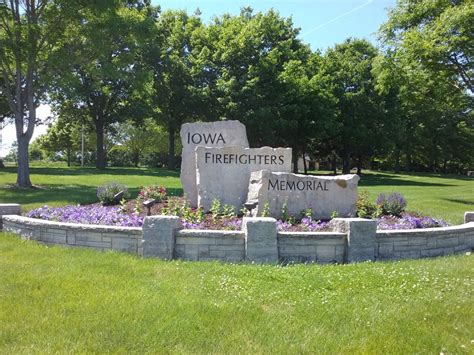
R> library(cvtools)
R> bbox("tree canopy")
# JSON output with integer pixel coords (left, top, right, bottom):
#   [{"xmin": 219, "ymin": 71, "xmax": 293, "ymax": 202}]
[{"xmin": 3, "ymin": 1, "xmax": 473, "ymax": 175}]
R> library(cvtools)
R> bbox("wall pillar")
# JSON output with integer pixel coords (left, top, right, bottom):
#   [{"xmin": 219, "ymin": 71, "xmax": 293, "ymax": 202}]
[
  {"xmin": 464, "ymin": 212, "xmax": 474, "ymax": 224},
  {"xmin": 142, "ymin": 216, "xmax": 181, "ymax": 259},
  {"xmin": 0, "ymin": 204, "xmax": 21, "ymax": 230},
  {"xmin": 330, "ymin": 218, "xmax": 377, "ymax": 263},
  {"xmin": 243, "ymin": 217, "xmax": 278, "ymax": 263}
]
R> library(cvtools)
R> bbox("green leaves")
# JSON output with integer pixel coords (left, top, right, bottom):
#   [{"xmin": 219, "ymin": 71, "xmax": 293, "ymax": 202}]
[{"xmin": 380, "ymin": 0, "xmax": 473, "ymax": 93}]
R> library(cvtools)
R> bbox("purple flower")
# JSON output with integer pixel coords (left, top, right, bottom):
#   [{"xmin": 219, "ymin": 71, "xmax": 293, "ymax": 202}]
[
  {"xmin": 276, "ymin": 220, "xmax": 292, "ymax": 231},
  {"xmin": 377, "ymin": 213, "xmax": 449, "ymax": 230},
  {"xmin": 27, "ymin": 205, "xmax": 144, "ymax": 227},
  {"xmin": 181, "ymin": 220, "xmax": 204, "ymax": 229},
  {"xmin": 224, "ymin": 219, "xmax": 242, "ymax": 230}
]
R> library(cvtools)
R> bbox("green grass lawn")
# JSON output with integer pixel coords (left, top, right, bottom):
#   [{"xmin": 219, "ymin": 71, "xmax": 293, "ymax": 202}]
[
  {"xmin": 1, "ymin": 164, "xmax": 472, "ymax": 223},
  {"xmin": 0, "ymin": 165, "xmax": 182, "ymax": 211},
  {"xmin": 357, "ymin": 171, "xmax": 473, "ymax": 224},
  {"xmin": 0, "ymin": 233, "xmax": 472, "ymax": 353}
]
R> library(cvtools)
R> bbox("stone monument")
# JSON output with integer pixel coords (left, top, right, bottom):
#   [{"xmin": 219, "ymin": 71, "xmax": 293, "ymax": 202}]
[
  {"xmin": 247, "ymin": 170, "xmax": 359, "ymax": 219},
  {"xmin": 196, "ymin": 146, "xmax": 292, "ymax": 211},
  {"xmin": 180, "ymin": 120, "xmax": 248, "ymax": 206}
]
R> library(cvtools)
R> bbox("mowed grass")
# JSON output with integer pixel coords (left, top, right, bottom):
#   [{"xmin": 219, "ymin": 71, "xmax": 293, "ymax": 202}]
[
  {"xmin": 0, "ymin": 164, "xmax": 472, "ymax": 223},
  {"xmin": 357, "ymin": 171, "xmax": 473, "ymax": 224},
  {"xmin": 0, "ymin": 165, "xmax": 182, "ymax": 211},
  {"xmin": 0, "ymin": 233, "xmax": 472, "ymax": 353}
]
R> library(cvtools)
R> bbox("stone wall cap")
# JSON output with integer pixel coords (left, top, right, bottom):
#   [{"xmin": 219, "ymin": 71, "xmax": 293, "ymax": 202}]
[
  {"xmin": 376, "ymin": 222, "xmax": 474, "ymax": 236},
  {"xmin": 332, "ymin": 217, "xmax": 374, "ymax": 223},
  {"xmin": 0, "ymin": 203, "xmax": 21, "ymax": 207},
  {"xmin": 278, "ymin": 231, "xmax": 346, "ymax": 238},
  {"xmin": 2, "ymin": 215, "xmax": 142, "ymax": 233},
  {"xmin": 243, "ymin": 217, "xmax": 277, "ymax": 223},
  {"xmin": 176, "ymin": 229, "xmax": 245, "ymax": 237},
  {"xmin": 144, "ymin": 215, "xmax": 181, "ymax": 221}
]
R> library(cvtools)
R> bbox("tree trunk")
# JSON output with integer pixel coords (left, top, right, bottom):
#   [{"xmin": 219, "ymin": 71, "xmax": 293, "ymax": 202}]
[
  {"xmin": 168, "ymin": 126, "xmax": 176, "ymax": 170},
  {"xmin": 331, "ymin": 152, "xmax": 337, "ymax": 175},
  {"xmin": 356, "ymin": 155, "xmax": 363, "ymax": 175},
  {"xmin": 16, "ymin": 136, "xmax": 32, "ymax": 187},
  {"xmin": 292, "ymin": 148, "xmax": 298, "ymax": 174},
  {"xmin": 95, "ymin": 119, "xmax": 106, "ymax": 169},
  {"xmin": 405, "ymin": 151, "xmax": 412, "ymax": 172},
  {"xmin": 394, "ymin": 147, "xmax": 400, "ymax": 173},
  {"xmin": 303, "ymin": 151, "xmax": 308, "ymax": 175},
  {"xmin": 133, "ymin": 152, "xmax": 139, "ymax": 167},
  {"xmin": 0, "ymin": 159, "xmax": 4, "ymax": 168},
  {"xmin": 342, "ymin": 151, "xmax": 351, "ymax": 174},
  {"xmin": 67, "ymin": 149, "xmax": 71, "ymax": 167}
]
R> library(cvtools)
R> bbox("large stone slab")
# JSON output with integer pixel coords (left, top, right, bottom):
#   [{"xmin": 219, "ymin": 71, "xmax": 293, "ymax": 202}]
[
  {"xmin": 180, "ymin": 120, "xmax": 249, "ymax": 207},
  {"xmin": 247, "ymin": 170, "xmax": 360, "ymax": 220},
  {"xmin": 196, "ymin": 146, "xmax": 292, "ymax": 211}
]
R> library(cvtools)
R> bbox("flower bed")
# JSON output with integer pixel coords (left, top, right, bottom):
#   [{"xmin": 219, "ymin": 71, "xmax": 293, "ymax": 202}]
[
  {"xmin": 24, "ymin": 183, "xmax": 451, "ymax": 231},
  {"xmin": 26, "ymin": 202, "xmax": 449, "ymax": 231},
  {"xmin": 377, "ymin": 213, "xmax": 448, "ymax": 230},
  {"xmin": 27, "ymin": 205, "xmax": 143, "ymax": 227}
]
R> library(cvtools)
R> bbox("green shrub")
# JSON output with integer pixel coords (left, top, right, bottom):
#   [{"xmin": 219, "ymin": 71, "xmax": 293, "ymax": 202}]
[
  {"xmin": 261, "ymin": 202, "xmax": 270, "ymax": 217},
  {"xmin": 96, "ymin": 182, "xmax": 129, "ymax": 205},
  {"xmin": 376, "ymin": 192, "xmax": 407, "ymax": 217},
  {"xmin": 356, "ymin": 190, "xmax": 379, "ymax": 218}
]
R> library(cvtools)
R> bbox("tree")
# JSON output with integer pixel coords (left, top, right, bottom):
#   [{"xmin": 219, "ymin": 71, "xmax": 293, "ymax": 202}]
[
  {"xmin": 38, "ymin": 116, "xmax": 80, "ymax": 166},
  {"xmin": 0, "ymin": 76, "xmax": 11, "ymax": 168},
  {"xmin": 376, "ymin": 0, "xmax": 474, "ymax": 173},
  {"xmin": 145, "ymin": 9, "xmax": 206, "ymax": 169},
  {"xmin": 321, "ymin": 38, "xmax": 386, "ymax": 174},
  {"xmin": 205, "ymin": 9, "xmax": 300, "ymax": 145},
  {"xmin": 0, "ymin": 0, "xmax": 70, "ymax": 186},
  {"xmin": 110, "ymin": 119, "xmax": 167, "ymax": 167},
  {"xmin": 204, "ymin": 8, "xmax": 330, "ymax": 173},
  {"xmin": 380, "ymin": 0, "xmax": 473, "ymax": 93},
  {"xmin": 278, "ymin": 54, "xmax": 337, "ymax": 173},
  {"xmin": 373, "ymin": 49, "xmax": 473, "ymax": 173},
  {"xmin": 50, "ymin": 0, "xmax": 156, "ymax": 169}
]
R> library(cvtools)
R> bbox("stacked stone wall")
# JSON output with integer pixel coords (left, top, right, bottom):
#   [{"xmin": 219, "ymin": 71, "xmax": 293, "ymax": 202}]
[
  {"xmin": 376, "ymin": 224, "xmax": 474, "ymax": 260},
  {"xmin": 2, "ymin": 215, "xmax": 142, "ymax": 255},
  {"xmin": 278, "ymin": 232, "xmax": 345, "ymax": 263},
  {"xmin": 1, "ymin": 206, "xmax": 473, "ymax": 264},
  {"xmin": 175, "ymin": 230, "xmax": 245, "ymax": 262}
]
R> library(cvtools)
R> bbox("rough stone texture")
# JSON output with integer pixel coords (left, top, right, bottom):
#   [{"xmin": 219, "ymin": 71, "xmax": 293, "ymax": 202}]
[
  {"xmin": 0, "ymin": 204, "xmax": 21, "ymax": 216},
  {"xmin": 248, "ymin": 170, "xmax": 359, "ymax": 220},
  {"xmin": 0, "ymin": 204, "xmax": 21, "ymax": 229},
  {"xmin": 278, "ymin": 232, "xmax": 346, "ymax": 264},
  {"xmin": 376, "ymin": 222, "xmax": 474, "ymax": 260},
  {"xmin": 2, "ymin": 215, "xmax": 142, "ymax": 253},
  {"xmin": 330, "ymin": 218, "xmax": 377, "ymax": 263},
  {"xmin": 465, "ymin": 212, "xmax": 474, "ymax": 223},
  {"xmin": 175, "ymin": 229, "xmax": 245, "ymax": 262},
  {"xmin": 180, "ymin": 121, "xmax": 249, "ymax": 207},
  {"xmin": 196, "ymin": 146, "xmax": 292, "ymax": 211},
  {"xmin": 243, "ymin": 217, "xmax": 278, "ymax": 263},
  {"xmin": 4, "ymin": 210, "xmax": 473, "ymax": 264},
  {"xmin": 142, "ymin": 216, "xmax": 182, "ymax": 259}
]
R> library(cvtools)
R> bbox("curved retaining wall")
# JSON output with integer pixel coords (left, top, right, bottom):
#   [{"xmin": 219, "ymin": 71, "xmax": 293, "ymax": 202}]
[
  {"xmin": 1, "ymin": 205, "xmax": 473, "ymax": 264},
  {"xmin": 2, "ymin": 215, "xmax": 143, "ymax": 255},
  {"xmin": 376, "ymin": 224, "xmax": 474, "ymax": 260},
  {"xmin": 278, "ymin": 232, "xmax": 346, "ymax": 264}
]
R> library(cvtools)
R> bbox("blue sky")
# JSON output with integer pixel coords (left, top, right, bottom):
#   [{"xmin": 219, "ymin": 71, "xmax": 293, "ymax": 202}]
[
  {"xmin": 152, "ymin": 0, "xmax": 397, "ymax": 51},
  {"xmin": 1, "ymin": 0, "xmax": 397, "ymax": 156}
]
